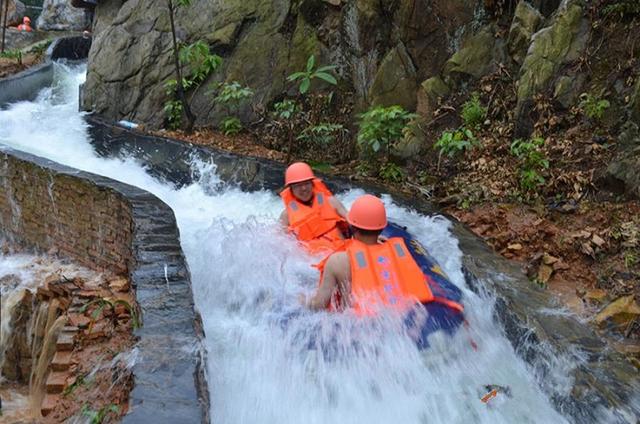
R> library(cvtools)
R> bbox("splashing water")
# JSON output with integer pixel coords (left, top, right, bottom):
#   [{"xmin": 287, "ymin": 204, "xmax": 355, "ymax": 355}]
[{"xmin": 0, "ymin": 63, "xmax": 572, "ymax": 423}]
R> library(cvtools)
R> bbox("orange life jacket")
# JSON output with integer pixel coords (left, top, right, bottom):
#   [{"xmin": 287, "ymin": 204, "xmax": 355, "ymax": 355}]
[
  {"xmin": 316, "ymin": 238, "xmax": 464, "ymax": 314},
  {"xmin": 281, "ymin": 179, "xmax": 346, "ymax": 254}
]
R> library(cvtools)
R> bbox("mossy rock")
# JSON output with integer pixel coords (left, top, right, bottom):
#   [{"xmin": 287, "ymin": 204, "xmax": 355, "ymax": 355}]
[
  {"xmin": 507, "ymin": 0, "xmax": 544, "ymax": 64},
  {"xmin": 443, "ymin": 25, "xmax": 502, "ymax": 84},
  {"xmin": 516, "ymin": 2, "xmax": 589, "ymax": 105},
  {"xmin": 368, "ymin": 42, "xmax": 418, "ymax": 110},
  {"xmin": 416, "ymin": 76, "xmax": 450, "ymax": 118}
]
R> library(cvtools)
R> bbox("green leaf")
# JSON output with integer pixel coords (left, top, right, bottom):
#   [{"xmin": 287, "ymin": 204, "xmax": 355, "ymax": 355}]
[
  {"xmin": 313, "ymin": 72, "xmax": 337, "ymax": 85},
  {"xmin": 287, "ymin": 72, "xmax": 307, "ymax": 81},
  {"xmin": 316, "ymin": 65, "xmax": 337, "ymax": 73},
  {"xmin": 299, "ymin": 78, "xmax": 311, "ymax": 94},
  {"xmin": 306, "ymin": 55, "xmax": 316, "ymax": 73}
]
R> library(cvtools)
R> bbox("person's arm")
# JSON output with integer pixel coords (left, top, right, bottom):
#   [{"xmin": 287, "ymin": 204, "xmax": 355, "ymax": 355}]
[
  {"xmin": 306, "ymin": 255, "xmax": 340, "ymax": 310},
  {"xmin": 279, "ymin": 210, "xmax": 289, "ymax": 227},
  {"xmin": 329, "ymin": 196, "xmax": 348, "ymax": 218}
]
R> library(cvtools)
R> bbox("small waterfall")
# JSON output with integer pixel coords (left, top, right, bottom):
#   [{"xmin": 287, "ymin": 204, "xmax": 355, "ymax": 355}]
[{"xmin": 29, "ymin": 302, "xmax": 66, "ymax": 414}]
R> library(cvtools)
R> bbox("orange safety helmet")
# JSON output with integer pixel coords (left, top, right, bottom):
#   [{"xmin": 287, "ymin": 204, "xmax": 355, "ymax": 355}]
[
  {"xmin": 347, "ymin": 194, "xmax": 387, "ymax": 230},
  {"xmin": 285, "ymin": 162, "xmax": 315, "ymax": 186}
]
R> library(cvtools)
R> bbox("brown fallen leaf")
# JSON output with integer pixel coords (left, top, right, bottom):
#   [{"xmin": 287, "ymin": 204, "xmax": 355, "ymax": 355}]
[
  {"xmin": 580, "ymin": 242, "xmax": 595, "ymax": 258},
  {"xmin": 594, "ymin": 295, "xmax": 640, "ymax": 327},
  {"xmin": 542, "ymin": 253, "xmax": 559, "ymax": 265},
  {"xmin": 582, "ymin": 289, "xmax": 608, "ymax": 304},
  {"xmin": 507, "ymin": 243, "xmax": 523, "ymax": 251},
  {"xmin": 591, "ymin": 234, "xmax": 606, "ymax": 248}
]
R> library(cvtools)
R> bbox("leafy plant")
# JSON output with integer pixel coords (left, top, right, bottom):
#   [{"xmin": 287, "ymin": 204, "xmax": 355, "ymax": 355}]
[
  {"xmin": 164, "ymin": 0, "xmax": 222, "ymax": 132},
  {"xmin": 510, "ymin": 137, "xmax": 549, "ymax": 192},
  {"xmin": 179, "ymin": 41, "xmax": 222, "ymax": 84},
  {"xmin": 434, "ymin": 128, "xmax": 477, "ymax": 158},
  {"xmin": 211, "ymin": 81, "xmax": 253, "ymax": 135},
  {"xmin": 163, "ymin": 98, "xmax": 184, "ymax": 130},
  {"xmin": 214, "ymin": 81, "xmax": 253, "ymax": 105},
  {"xmin": 287, "ymin": 55, "xmax": 337, "ymax": 94},
  {"xmin": 624, "ymin": 250, "xmax": 638, "ymax": 269},
  {"xmin": 219, "ymin": 117, "xmax": 243, "ymax": 136},
  {"xmin": 379, "ymin": 162, "xmax": 405, "ymax": 183},
  {"xmin": 81, "ymin": 403, "xmax": 119, "ymax": 424},
  {"xmin": 357, "ymin": 105, "xmax": 417, "ymax": 158},
  {"xmin": 579, "ymin": 93, "xmax": 610, "ymax": 121},
  {"xmin": 0, "ymin": 49, "xmax": 23, "ymax": 65},
  {"xmin": 272, "ymin": 99, "xmax": 298, "ymax": 120},
  {"xmin": 63, "ymin": 373, "xmax": 88, "ymax": 396},
  {"xmin": 81, "ymin": 298, "xmax": 140, "ymax": 332},
  {"xmin": 602, "ymin": 0, "xmax": 640, "ymax": 18},
  {"xmin": 461, "ymin": 92, "xmax": 487, "ymax": 129},
  {"xmin": 297, "ymin": 123, "xmax": 347, "ymax": 146}
]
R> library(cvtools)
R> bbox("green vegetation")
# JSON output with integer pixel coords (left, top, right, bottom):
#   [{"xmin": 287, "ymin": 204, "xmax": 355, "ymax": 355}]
[
  {"xmin": 461, "ymin": 93, "xmax": 487, "ymax": 129},
  {"xmin": 357, "ymin": 105, "xmax": 416, "ymax": 157},
  {"xmin": 602, "ymin": 0, "xmax": 640, "ymax": 18},
  {"xmin": 297, "ymin": 123, "xmax": 347, "ymax": 147},
  {"xmin": 510, "ymin": 137, "xmax": 549, "ymax": 193},
  {"xmin": 165, "ymin": 0, "xmax": 222, "ymax": 131},
  {"xmin": 81, "ymin": 403, "xmax": 119, "ymax": 424},
  {"xmin": 287, "ymin": 55, "xmax": 337, "ymax": 94},
  {"xmin": 81, "ymin": 298, "xmax": 140, "ymax": 331},
  {"xmin": 212, "ymin": 81, "xmax": 253, "ymax": 135},
  {"xmin": 0, "ymin": 49, "xmax": 23, "ymax": 65},
  {"xmin": 219, "ymin": 117, "xmax": 243, "ymax": 136},
  {"xmin": 379, "ymin": 162, "xmax": 405, "ymax": 183},
  {"xmin": 579, "ymin": 93, "xmax": 610, "ymax": 122},
  {"xmin": 434, "ymin": 128, "xmax": 477, "ymax": 158},
  {"xmin": 357, "ymin": 105, "xmax": 416, "ymax": 182}
]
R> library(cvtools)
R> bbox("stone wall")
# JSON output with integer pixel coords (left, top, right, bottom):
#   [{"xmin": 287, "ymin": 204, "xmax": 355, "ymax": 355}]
[
  {"xmin": 0, "ymin": 150, "xmax": 134, "ymax": 275},
  {"xmin": 0, "ymin": 145, "xmax": 209, "ymax": 423}
]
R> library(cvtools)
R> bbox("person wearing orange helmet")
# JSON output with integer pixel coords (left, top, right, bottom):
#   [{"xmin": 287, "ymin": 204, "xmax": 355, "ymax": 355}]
[
  {"xmin": 16, "ymin": 16, "xmax": 33, "ymax": 32},
  {"xmin": 302, "ymin": 195, "xmax": 439, "ymax": 313},
  {"xmin": 280, "ymin": 162, "xmax": 348, "ymax": 254}
]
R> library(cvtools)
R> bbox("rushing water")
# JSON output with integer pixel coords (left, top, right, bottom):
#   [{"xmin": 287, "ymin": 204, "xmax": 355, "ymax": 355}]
[{"xmin": 0, "ymin": 63, "xmax": 572, "ymax": 423}]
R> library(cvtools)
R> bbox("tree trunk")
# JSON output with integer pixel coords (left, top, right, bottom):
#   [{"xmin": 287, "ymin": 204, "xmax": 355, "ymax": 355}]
[
  {"xmin": 1, "ymin": 0, "xmax": 9, "ymax": 53},
  {"xmin": 167, "ymin": 0, "xmax": 195, "ymax": 132}
]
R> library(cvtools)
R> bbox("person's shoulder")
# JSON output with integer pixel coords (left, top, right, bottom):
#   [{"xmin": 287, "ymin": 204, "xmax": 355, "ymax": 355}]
[{"xmin": 326, "ymin": 251, "xmax": 349, "ymax": 269}]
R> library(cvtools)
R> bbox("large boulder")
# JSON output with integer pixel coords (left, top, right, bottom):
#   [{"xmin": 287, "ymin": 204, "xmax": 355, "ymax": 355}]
[
  {"xmin": 0, "ymin": 0, "xmax": 27, "ymax": 27},
  {"xmin": 394, "ymin": 0, "xmax": 483, "ymax": 81},
  {"xmin": 368, "ymin": 42, "xmax": 417, "ymax": 110},
  {"xmin": 81, "ymin": 0, "xmax": 489, "ymax": 128},
  {"xmin": 442, "ymin": 25, "xmax": 505, "ymax": 85},
  {"xmin": 507, "ymin": 1, "xmax": 544, "ymax": 65},
  {"xmin": 513, "ymin": 0, "xmax": 589, "ymax": 136},
  {"xmin": 516, "ymin": 1, "xmax": 589, "ymax": 109},
  {"xmin": 37, "ymin": 0, "xmax": 90, "ymax": 31},
  {"xmin": 605, "ymin": 122, "xmax": 640, "ymax": 199},
  {"xmin": 416, "ymin": 76, "xmax": 450, "ymax": 119}
]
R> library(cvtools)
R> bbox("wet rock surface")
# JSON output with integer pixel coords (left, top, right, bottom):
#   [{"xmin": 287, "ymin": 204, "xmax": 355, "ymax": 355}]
[
  {"xmin": 85, "ymin": 115, "xmax": 640, "ymax": 422},
  {"xmin": 37, "ymin": 0, "xmax": 89, "ymax": 31}
]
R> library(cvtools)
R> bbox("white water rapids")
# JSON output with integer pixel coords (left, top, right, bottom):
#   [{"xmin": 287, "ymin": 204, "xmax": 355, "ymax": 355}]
[{"xmin": 0, "ymin": 63, "xmax": 573, "ymax": 423}]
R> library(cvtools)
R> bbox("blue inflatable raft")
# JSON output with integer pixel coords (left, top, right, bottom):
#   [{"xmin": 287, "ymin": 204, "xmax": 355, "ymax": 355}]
[
  {"xmin": 274, "ymin": 222, "xmax": 465, "ymax": 351},
  {"xmin": 381, "ymin": 222, "xmax": 464, "ymax": 349}
]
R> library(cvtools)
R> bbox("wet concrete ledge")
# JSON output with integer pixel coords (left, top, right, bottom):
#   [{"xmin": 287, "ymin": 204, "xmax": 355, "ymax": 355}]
[
  {"xmin": 0, "ymin": 145, "xmax": 209, "ymax": 423},
  {"xmin": 85, "ymin": 115, "xmax": 640, "ymax": 423},
  {"xmin": 0, "ymin": 36, "xmax": 91, "ymax": 108}
]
